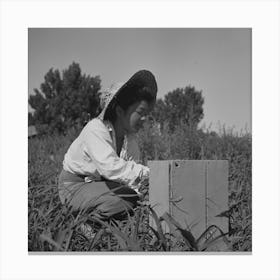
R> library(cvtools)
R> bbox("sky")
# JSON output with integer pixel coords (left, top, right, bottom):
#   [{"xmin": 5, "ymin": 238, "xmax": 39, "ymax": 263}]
[{"xmin": 28, "ymin": 28, "xmax": 251, "ymax": 133}]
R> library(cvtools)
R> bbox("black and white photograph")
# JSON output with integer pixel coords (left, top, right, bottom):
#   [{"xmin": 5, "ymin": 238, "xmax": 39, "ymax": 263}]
[
  {"xmin": 1, "ymin": 1, "xmax": 280, "ymax": 279},
  {"xmin": 28, "ymin": 28, "xmax": 251, "ymax": 253}
]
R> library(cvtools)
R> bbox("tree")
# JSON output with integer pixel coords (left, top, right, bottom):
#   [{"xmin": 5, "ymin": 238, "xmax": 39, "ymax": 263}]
[
  {"xmin": 28, "ymin": 112, "xmax": 34, "ymax": 126},
  {"xmin": 152, "ymin": 86, "xmax": 204, "ymax": 131},
  {"xmin": 29, "ymin": 62, "xmax": 101, "ymax": 134}
]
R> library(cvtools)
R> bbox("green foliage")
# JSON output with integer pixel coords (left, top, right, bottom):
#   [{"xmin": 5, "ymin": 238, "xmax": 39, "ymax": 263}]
[
  {"xmin": 28, "ymin": 123, "xmax": 251, "ymax": 252},
  {"xmin": 29, "ymin": 64, "xmax": 203, "ymax": 136},
  {"xmin": 137, "ymin": 122, "xmax": 252, "ymax": 251},
  {"xmin": 28, "ymin": 63, "xmax": 251, "ymax": 251},
  {"xmin": 28, "ymin": 112, "xmax": 34, "ymax": 126},
  {"xmin": 152, "ymin": 86, "xmax": 204, "ymax": 131},
  {"xmin": 28, "ymin": 62, "xmax": 101, "ymax": 134}
]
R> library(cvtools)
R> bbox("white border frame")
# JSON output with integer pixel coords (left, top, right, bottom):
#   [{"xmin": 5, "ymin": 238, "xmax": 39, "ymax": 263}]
[{"xmin": 1, "ymin": 0, "xmax": 280, "ymax": 279}]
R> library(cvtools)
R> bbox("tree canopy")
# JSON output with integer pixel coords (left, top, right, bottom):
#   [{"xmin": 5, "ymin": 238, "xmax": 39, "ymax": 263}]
[
  {"xmin": 29, "ymin": 62, "xmax": 101, "ymax": 134},
  {"xmin": 29, "ymin": 64, "xmax": 204, "ymax": 135},
  {"xmin": 151, "ymin": 86, "xmax": 204, "ymax": 131}
]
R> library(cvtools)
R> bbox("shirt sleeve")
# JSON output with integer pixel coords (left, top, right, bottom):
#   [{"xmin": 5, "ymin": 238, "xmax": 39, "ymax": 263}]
[
  {"xmin": 120, "ymin": 134, "xmax": 141, "ymax": 163},
  {"xmin": 82, "ymin": 119, "xmax": 149, "ymax": 188}
]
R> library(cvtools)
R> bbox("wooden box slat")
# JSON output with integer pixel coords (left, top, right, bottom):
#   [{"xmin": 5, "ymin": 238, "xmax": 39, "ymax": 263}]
[
  {"xmin": 170, "ymin": 160, "xmax": 206, "ymax": 237},
  {"xmin": 206, "ymin": 160, "xmax": 229, "ymax": 233},
  {"xmin": 148, "ymin": 160, "xmax": 228, "ymax": 239}
]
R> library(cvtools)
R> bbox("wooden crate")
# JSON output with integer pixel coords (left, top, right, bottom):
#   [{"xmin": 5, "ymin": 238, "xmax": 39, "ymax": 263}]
[{"xmin": 148, "ymin": 160, "xmax": 229, "ymax": 239}]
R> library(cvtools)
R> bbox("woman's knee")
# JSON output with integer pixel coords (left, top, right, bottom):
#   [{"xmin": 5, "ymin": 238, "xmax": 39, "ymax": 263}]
[
  {"xmin": 105, "ymin": 182, "xmax": 140, "ymax": 204},
  {"xmin": 95, "ymin": 192, "xmax": 139, "ymax": 219}
]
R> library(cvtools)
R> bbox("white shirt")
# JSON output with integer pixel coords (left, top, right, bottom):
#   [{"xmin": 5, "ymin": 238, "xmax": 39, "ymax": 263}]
[{"xmin": 63, "ymin": 118, "xmax": 149, "ymax": 190}]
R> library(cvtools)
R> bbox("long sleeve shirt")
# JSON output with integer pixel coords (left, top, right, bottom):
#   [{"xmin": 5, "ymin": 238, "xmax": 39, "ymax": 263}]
[{"xmin": 63, "ymin": 118, "xmax": 149, "ymax": 191}]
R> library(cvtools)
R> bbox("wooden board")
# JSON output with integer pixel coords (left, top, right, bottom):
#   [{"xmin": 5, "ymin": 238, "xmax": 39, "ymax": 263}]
[
  {"xmin": 148, "ymin": 160, "xmax": 229, "ymax": 239},
  {"xmin": 148, "ymin": 160, "xmax": 170, "ymax": 231},
  {"xmin": 206, "ymin": 160, "xmax": 229, "ymax": 233},
  {"xmin": 170, "ymin": 160, "xmax": 206, "ymax": 238}
]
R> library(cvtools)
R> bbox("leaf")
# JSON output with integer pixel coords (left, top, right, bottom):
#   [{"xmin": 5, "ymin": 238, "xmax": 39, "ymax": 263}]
[
  {"xmin": 201, "ymin": 234, "xmax": 230, "ymax": 252},
  {"xmin": 176, "ymin": 228, "xmax": 197, "ymax": 251},
  {"xmin": 149, "ymin": 207, "xmax": 167, "ymax": 251},
  {"xmin": 131, "ymin": 209, "xmax": 141, "ymax": 243},
  {"xmin": 169, "ymin": 196, "xmax": 183, "ymax": 203},
  {"xmin": 54, "ymin": 228, "xmax": 73, "ymax": 251},
  {"xmin": 88, "ymin": 216, "xmax": 140, "ymax": 251},
  {"xmin": 40, "ymin": 234, "xmax": 63, "ymax": 251},
  {"xmin": 197, "ymin": 225, "xmax": 224, "ymax": 248},
  {"xmin": 161, "ymin": 212, "xmax": 197, "ymax": 251},
  {"xmin": 196, "ymin": 224, "xmax": 230, "ymax": 251},
  {"xmin": 88, "ymin": 229, "xmax": 105, "ymax": 251},
  {"xmin": 215, "ymin": 209, "xmax": 231, "ymax": 218}
]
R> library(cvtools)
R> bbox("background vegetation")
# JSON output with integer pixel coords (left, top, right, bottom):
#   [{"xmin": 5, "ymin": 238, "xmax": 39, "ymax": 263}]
[{"xmin": 28, "ymin": 63, "xmax": 251, "ymax": 252}]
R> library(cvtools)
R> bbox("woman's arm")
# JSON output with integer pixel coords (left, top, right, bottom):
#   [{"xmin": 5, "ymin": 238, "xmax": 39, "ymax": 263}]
[{"xmin": 83, "ymin": 119, "xmax": 149, "ymax": 188}]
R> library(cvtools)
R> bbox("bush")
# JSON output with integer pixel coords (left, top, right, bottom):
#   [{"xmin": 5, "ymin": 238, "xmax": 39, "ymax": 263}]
[{"xmin": 28, "ymin": 122, "xmax": 252, "ymax": 251}]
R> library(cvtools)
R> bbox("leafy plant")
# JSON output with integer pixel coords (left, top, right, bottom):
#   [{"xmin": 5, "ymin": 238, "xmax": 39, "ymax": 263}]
[{"xmin": 28, "ymin": 121, "xmax": 251, "ymax": 252}]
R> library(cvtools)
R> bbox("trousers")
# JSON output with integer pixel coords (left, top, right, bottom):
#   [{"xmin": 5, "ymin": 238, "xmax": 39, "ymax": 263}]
[{"xmin": 58, "ymin": 169, "xmax": 140, "ymax": 220}]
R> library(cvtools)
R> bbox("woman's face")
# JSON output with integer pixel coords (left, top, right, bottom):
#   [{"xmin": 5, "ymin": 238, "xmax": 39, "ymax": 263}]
[{"xmin": 119, "ymin": 100, "xmax": 151, "ymax": 134}]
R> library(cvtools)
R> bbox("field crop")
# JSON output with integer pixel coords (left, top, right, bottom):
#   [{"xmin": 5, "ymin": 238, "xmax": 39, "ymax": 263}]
[{"xmin": 28, "ymin": 122, "xmax": 252, "ymax": 252}]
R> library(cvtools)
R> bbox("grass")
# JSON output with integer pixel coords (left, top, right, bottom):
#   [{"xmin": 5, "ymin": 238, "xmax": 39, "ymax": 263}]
[{"xmin": 28, "ymin": 122, "xmax": 252, "ymax": 252}]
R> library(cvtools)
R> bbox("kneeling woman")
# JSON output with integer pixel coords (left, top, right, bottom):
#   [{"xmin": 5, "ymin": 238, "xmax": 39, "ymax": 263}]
[{"xmin": 58, "ymin": 70, "xmax": 157, "ymax": 220}]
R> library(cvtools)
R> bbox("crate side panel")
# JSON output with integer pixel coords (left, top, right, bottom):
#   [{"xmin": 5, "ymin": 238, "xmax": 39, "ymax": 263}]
[
  {"xmin": 171, "ymin": 160, "xmax": 206, "ymax": 238},
  {"xmin": 206, "ymin": 160, "xmax": 229, "ymax": 233},
  {"xmin": 148, "ymin": 160, "xmax": 170, "ymax": 217}
]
